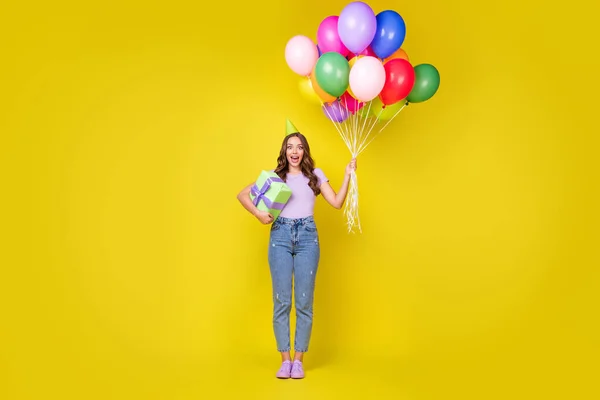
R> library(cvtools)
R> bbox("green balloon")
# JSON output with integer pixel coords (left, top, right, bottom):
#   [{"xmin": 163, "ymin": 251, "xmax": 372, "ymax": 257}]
[
  {"xmin": 406, "ymin": 64, "xmax": 440, "ymax": 103},
  {"xmin": 358, "ymin": 104, "xmax": 372, "ymax": 118},
  {"xmin": 315, "ymin": 52, "xmax": 350, "ymax": 98},
  {"xmin": 369, "ymin": 96, "xmax": 405, "ymax": 120}
]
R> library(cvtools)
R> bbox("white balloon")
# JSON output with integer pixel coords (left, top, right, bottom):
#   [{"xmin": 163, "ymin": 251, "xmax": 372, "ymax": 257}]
[{"xmin": 348, "ymin": 56, "xmax": 386, "ymax": 102}]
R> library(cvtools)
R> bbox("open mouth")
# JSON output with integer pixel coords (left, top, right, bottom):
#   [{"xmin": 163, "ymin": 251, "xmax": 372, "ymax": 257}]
[{"xmin": 290, "ymin": 156, "xmax": 300, "ymax": 163}]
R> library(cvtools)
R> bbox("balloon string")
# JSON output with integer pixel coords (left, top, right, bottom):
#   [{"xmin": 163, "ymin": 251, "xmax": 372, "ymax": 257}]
[
  {"xmin": 348, "ymin": 100, "xmax": 356, "ymax": 153},
  {"xmin": 341, "ymin": 96, "xmax": 353, "ymax": 150},
  {"xmin": 337, "ymin": 116, "xmax": 352, "ymax": 150},
  {"xmin": 354, "ymin": 107, "xmax": 384, "ymax": 156},
  {"xmin": 358, "ymin": 100, "xmax": 372, "ymax": 148},
  {"xmin": 354, "ymin": 105, "xmax": 361, "ymax": 155},
  {"xmin": 348, "ymin": 100, "xmax": 373, "ymax": 159},
  {"xmin": 351, "ymin": 105, "xmax": 357, "ymax": 155},
  {"xmin": 357, "ymin": 102, "xmax": 407, "ymax": 155},
  {"xmin": 345, "ymin": 97, "xmax": 359, "ymax": 157},
  {"xmin": 346, "ymin": 96, "xmax": 355, "ymax": 156},
  {"xmin": 337, "ymin": 96, "xmax": 361, "ymax": 233},
  {"xmin": 321, "ymin": 99, "xmax": 351, "ymax": 150},
  {"xmin": 320, "ymin": 96, "xmax": 407, "ymax": 233},
  {"xmin": 353, "ymin": 112, "xmax": 360, "ymax": 156},
  {"xmin": 311, "ymin": 77, "xmax": 350, "ymax": 147},
  {"xmin": 343, "ymin": 170, "xmax": 361, "ymax": 233},
  {"xmin": 375, "ymin": 101, "xmax": 408, "ymax": 135},
  {"xmin": 356, "ymin": 103, "xmax": 371, "ymax": 155},
  {"xmin": 345, "ymin": 99, "xmax": 362, "ymax": 157}
]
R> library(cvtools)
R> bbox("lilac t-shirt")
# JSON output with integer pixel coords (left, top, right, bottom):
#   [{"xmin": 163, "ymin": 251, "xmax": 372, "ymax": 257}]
[{"xmin": 276, "ymin": 168, "xmax": 329, "ymax": 219}]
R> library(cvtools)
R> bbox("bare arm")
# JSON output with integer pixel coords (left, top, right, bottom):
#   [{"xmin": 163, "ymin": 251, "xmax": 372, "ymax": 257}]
[
  {"xmin": 237, "ymin": 183, "xmax": 274, "ymax": 224},
  {"xmin": 320, "ymin": 159, "xmax": 357, "ymax": 209}
]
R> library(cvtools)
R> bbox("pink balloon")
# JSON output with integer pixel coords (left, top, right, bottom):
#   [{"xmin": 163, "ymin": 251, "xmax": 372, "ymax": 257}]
[
  {"xmin": 348, "ymin": 56, "xmax": 386, "ymax": 102},
  {"xmin": 285, "ymin": 35, "xmax": 319, "ymax": 76},
  {"xmin": 317, "ymin": 16, "xmax": 349, "ymax": 56},
  {"xmin": 340, "ymin": 92, "xmax": 365, "ymax": 113}
]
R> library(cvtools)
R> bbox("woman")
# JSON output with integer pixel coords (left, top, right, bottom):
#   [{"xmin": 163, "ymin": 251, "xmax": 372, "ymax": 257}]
[{"xmin": 237, "ymin": 130, "xmax": 356, "ymax": 379}]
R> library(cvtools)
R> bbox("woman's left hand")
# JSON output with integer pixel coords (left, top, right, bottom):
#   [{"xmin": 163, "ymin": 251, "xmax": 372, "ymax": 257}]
[{"xmin": 345, "ymin": 158, "xmax": 357, "ymax": 176}]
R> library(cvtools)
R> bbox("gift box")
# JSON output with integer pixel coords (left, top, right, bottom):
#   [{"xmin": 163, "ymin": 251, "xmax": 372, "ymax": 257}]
[{"xmin": 249, "ymin": 170, "xmax": 292, "ymax": 220}]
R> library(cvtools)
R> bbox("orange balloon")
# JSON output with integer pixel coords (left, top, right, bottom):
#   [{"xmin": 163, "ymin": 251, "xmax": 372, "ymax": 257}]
[
  {"xmin": 384, "ymin": 48, "xmax": 409, "ymax": 64},
  {"xmin": 310, "ymin": 65, "xmax": 336, "ymax": 103}
]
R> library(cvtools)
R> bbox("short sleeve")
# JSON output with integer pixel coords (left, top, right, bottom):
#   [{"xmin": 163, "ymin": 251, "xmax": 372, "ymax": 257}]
[{"xmin": 314, "ymin": 168, "xmax": 328, "ymax": 187}]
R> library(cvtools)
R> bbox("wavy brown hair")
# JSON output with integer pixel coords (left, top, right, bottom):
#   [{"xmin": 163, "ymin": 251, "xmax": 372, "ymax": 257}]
[{"xmin": 274, "ymin": 132, "xmax": 321, "ymax": 196}]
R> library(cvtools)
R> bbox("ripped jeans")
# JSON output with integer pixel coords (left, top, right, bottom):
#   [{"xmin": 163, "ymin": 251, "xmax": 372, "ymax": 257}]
[{"xmin": 268, "ymin": 216, "xmax": 320, "ymax": 353}]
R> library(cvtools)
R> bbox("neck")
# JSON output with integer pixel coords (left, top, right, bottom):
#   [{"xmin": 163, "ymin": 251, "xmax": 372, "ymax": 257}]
[{"xmin": 288, "ymin": 165, "xmax": 302, "ymax": 175}]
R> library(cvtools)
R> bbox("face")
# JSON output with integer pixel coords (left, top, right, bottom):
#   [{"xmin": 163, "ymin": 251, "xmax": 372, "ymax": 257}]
[{"xmin": 286, "ymin": 136, "xmax": 304, "ymax": 168}]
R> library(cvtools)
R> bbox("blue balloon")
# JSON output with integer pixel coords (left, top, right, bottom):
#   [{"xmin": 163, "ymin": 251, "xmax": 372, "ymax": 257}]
[
  {"xmin": 317, "ymin": 44, "xmax": 322, "ymax": 57},
  {"xmin": 370, "ymin": 10, "xmax": 406, "ymax": 59}
]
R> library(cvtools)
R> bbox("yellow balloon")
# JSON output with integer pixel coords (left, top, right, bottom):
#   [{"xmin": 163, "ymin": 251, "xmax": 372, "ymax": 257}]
[
  {"xmin": 347, "ymin": 56, "xmax": 364, "ymax": 100},
  {"xmin": 348, "ymin": 55, "xmax": 362, "ymax": 68},
  {"xmin": 298, "ymin": 77, "xmax": 322, "ymax": 105}
]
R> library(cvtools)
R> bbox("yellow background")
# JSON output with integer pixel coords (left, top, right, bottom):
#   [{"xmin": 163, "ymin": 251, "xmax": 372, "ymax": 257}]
[{"xmin": 1, "ymin": 0, "xmax": 598, "ymax": 399}]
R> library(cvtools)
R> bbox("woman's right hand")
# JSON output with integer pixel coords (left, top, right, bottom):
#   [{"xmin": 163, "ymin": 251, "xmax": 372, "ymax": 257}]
[
  {"xmin": 238, "ymin": 183, "xmax": 274, "ymax": 224},
  {"xmin": 345, "ymin": 158, "xmax": 357, "ymax": 176},
  {"xmin": 255, "ymin": 210, "xmax": 274, "ymax": 224}
]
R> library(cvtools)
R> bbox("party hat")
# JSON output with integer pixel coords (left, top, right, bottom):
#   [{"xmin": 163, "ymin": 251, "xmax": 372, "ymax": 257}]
[{"xmin": 286, "ymin": 118, "xmax": 299, "ymax": 135}]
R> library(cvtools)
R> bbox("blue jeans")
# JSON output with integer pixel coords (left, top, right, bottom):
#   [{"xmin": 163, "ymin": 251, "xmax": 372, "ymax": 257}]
[{"xmin": 268, "ymin": 216, "xmax": 320, "ymax": 353}]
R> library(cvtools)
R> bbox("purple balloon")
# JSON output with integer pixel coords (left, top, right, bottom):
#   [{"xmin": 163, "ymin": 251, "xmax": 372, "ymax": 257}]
[
  {"xmin": 338, "ymin": 1, "xmax": 377, "ymax": 54},
  {"xmin": 322, "ymin": 101, "xmax": 349, "ymax": 122}
]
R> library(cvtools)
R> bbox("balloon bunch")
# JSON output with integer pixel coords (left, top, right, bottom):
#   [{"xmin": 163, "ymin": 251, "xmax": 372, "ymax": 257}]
[{"xmin": 285, "ymin": 1, "xmax": 440, "ymax": 233}]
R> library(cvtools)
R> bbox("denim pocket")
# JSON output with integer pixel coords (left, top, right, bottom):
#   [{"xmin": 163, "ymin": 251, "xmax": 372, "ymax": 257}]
[
  {"xmin": 271, "ymin": 220, "xmax": 281, "ymax": 231},
  {"xmin": 304, "ymin": 221, "xmax": 317, "ymax": 232}
]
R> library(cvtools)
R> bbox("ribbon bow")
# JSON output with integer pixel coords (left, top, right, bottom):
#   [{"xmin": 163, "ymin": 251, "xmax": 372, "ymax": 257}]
[{"xmin": 251, "ymin": 175, "xmax": 287, "ymax": 210}]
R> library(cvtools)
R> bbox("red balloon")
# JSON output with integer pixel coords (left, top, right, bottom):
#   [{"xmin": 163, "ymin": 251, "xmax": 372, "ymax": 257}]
[
  {"xmin": 379, "ymin": 58, "xmax": 415, "ymax": 105},
  {"xmin": 340, "ymin": 91, "xmax": 365, "ymax": 113},
  {"xmin": 347, "ymin": 46, "xmax": 376, "ymax": 60}
]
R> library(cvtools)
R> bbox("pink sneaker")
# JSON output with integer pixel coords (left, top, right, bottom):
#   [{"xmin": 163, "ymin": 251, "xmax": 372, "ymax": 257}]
[
  {"xmin": 276, "ymin": 360, "xmax": 292, "ymax": 379},
  {"xmin": 291, "ymin": 360, "xmax": 305, "ymax": 379}
]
